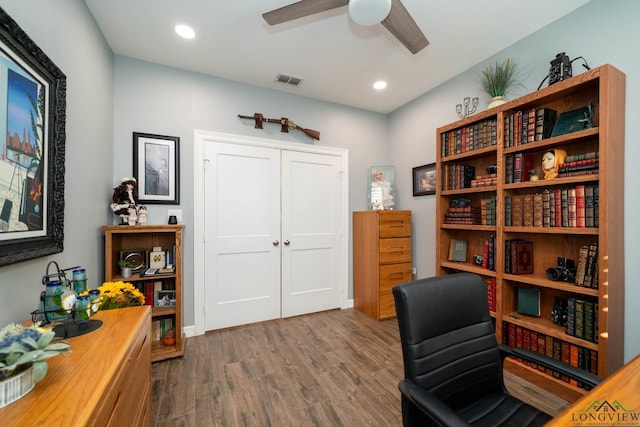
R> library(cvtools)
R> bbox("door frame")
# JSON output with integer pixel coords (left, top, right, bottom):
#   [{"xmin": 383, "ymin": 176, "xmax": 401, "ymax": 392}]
[{"xmin": 193, "ymin": 130, "xmax": 349, "ymax": 336}]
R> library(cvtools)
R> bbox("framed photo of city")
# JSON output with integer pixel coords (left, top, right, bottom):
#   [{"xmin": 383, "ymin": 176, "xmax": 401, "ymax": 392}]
[
  {"xmin": 0, "ymin": 8, "xmax": 67, "ymax": 266},
  {"xmin": 413, "ymin": 163, "xmax": 437, "ymax": 196},
  {"xmin": 133, "ymin": 132, "xmax": 180, "ymax": 204}
]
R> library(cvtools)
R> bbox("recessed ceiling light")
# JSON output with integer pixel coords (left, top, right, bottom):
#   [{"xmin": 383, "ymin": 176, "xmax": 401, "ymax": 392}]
[
  {"xmin": 373, "ymin": 80, "xmax": 387, "ymax": 90},
  {"xmin": 175, "ymin": 24, "xmax": 195, "ymax": 39}
]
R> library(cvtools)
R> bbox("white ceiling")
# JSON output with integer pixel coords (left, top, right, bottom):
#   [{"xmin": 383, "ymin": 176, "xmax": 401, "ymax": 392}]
[{"xmin": 84, "ymin": 0, "xmax": 591, "ymax": 114}]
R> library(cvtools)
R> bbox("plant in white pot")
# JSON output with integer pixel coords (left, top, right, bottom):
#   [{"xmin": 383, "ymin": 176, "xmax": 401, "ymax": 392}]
[
  {"xmin": 0, "ymin": 323, "xmax": 71, "ymax": 407},
  {"xmin": 479, "ymin": 57, "xmax": 525, "ymax": 108},
  {"xmin": 118, "ymin": 260, "xmax": 134, "ymax": 278}
]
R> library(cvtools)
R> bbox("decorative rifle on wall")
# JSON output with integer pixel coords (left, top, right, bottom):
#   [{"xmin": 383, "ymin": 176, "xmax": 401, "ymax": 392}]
[{"xmin": 238, "ymin": 113, "xmax": 320, "ymax": 141}]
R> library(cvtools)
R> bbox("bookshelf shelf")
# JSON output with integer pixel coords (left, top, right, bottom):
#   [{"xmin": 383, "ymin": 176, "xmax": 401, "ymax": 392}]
[
  {"xmin": 102, "ymin": 224, "xmax": 185, "ymax": 362},
  {"xmin": 435, "ymin": 64, "xmax": 625, "ymax": 401}
]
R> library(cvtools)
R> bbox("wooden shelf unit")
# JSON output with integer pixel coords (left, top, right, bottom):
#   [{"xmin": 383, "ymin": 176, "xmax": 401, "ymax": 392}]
[
  {"xmin": 103, "ymin": 224, "xmax": 185, "ymax": 362},
  {"xmin": 353, "ymin": 210, "xmax": 413, "ymax": 320},
  {"xmin": 435, "ymin": 64, "xmax": 625, "ymax": 402}
]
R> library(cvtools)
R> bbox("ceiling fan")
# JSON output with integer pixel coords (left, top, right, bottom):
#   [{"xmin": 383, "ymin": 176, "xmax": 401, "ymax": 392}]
[{"xmin": 262, "ymin": 0, "xmax": 429, "ymax": 54}]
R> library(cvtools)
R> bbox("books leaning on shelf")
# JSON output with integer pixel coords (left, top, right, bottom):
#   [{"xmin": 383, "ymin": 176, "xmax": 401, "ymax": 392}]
[
  {"xmin": 448, "ymin": 239, "xmax": 467, "ymax": 262},
  {"xmin": 576, "ymin": 242, "xmax": 599, "ymax": 289}
]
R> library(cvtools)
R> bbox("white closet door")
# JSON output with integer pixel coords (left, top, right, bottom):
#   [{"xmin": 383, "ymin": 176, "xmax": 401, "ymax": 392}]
[
  {"xmin": 204, "ymin": 142, "xmax": 281, "ymax": 330},
  {"xmin": 281, "ymin": 150, "xmax": 342, "ymax": 317}
]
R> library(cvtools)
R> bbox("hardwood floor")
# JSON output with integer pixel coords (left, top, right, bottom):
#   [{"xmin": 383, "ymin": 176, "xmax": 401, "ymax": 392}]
[{"xmin": 151, "ymin": 308, "xmax": 569, "ymax": 426}]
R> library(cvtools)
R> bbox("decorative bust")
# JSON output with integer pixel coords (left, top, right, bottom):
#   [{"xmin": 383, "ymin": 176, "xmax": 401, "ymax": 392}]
[{"xmin": 542, "ymin": 149, "xmax": 567, "ymax": 180}]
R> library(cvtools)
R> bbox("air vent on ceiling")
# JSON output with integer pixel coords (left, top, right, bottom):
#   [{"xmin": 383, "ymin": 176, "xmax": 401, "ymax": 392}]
[{"xmin": 275, "ymin": 73, "xmax": 303, "ymax": 87}]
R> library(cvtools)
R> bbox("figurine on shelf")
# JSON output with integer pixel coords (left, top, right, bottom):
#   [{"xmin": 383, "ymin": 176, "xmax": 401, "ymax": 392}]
[
  {"xmin": 137, "ymin": 205, "xmax": 147, "ymax": 225},
  {"xmin": 541, "ymin": 149, "xmax": 567, "ymax": 180},
  {"xmin": 111, "ymin": 177, "xmax": 138, "ymax": 225}
]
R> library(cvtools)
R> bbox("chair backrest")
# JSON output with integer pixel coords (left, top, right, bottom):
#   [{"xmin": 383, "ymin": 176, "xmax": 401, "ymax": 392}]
[{"xmin": 393, "ymin": 273, "xmax": 504, "ymax": 410}]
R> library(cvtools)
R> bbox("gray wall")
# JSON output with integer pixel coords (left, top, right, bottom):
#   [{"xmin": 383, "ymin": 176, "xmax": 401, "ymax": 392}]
[
  {"xmin": 0, "ymin": 1, "xmax": 114, "ymax": 325},
  {"xmin": 112, "ymin": 57, "xmax": 389, "ymax": 328},
  {"xmin": 389, "ymin": 0, "xmax": 640, "ymax": 361},
  {"xmin": 0, "ymin": 0, "xmax": 638, "ymax": 362}
]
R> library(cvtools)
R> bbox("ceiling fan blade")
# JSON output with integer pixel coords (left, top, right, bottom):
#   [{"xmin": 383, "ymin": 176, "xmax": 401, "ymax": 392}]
[
  {"xmin": 381, "ymin": 0, "xmax": 429, "ymax": 54},
  {"xmin": 263, "ymin": 0, "xmax": 349, "ymax": 25}
]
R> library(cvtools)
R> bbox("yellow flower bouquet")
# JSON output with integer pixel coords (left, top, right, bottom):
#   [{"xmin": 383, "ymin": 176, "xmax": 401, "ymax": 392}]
[{"xmin": 97, "ymin": 281, "xmax": 145, "ymax": 310}]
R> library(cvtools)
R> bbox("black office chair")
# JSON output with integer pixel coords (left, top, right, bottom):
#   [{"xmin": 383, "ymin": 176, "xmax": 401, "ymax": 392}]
[{"xmin": 392, "ymin": 273, "xmax": 601, "ymax": 427}]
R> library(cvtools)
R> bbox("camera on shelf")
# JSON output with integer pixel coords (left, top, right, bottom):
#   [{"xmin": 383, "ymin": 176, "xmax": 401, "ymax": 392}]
[
  {"xmin": 551, "ymin": 296, "xmax": 568, "ymax": 327},
  {"xmin": 545, "ymin": 257, "xmax": 577, "ymax": 282}
]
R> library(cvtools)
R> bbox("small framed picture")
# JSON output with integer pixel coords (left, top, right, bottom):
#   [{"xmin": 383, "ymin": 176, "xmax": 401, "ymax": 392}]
[
  {"xmin": 155, "ymin": 290, "xmax": 176, "ymax": 307},
  {"xmin": 413, "ymin": 163, "xmax": 437, "ymax": 196},
  {"xmin": 133, "ymin": 132, "xmax": 180, "ymax": 204},
  {"xmin": 368, "ymin": 165, "xmax": 395, "ymax": 210}
]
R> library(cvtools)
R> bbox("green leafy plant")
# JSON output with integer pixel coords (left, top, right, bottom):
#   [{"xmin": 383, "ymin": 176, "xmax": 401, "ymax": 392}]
[
  {"xmin": 118, "ymin": 259, "xmax": 134, "ymax": 269},
  {"xmin": 0, "ymin": 323, "xmax": 71, "ymax": 382},
  {"xmin": 479, "ymin": 57, "xmax": 525, "ymax": 98}
]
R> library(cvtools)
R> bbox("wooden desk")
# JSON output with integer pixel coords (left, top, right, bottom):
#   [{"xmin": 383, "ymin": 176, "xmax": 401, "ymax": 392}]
[
  {"xmin": 547, "ymin": 353, "xmax": 640, "ymax": 426},
  {"xmin": 0, "ymin": 306, "xmax": 151, "ymax": 426}
]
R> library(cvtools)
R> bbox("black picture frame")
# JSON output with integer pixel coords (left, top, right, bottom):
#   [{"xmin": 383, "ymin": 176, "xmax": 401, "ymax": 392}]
[
  {"xmin": 413, "ymin": 163, "xmax": 436, "ymax": 196},
  {"xmin": 0, "ymin": 8, "xmax": 66, "ymax": 267},
  {"xmin": 133, "ymin": 132, "xmax": 180, "ymax": 204}
]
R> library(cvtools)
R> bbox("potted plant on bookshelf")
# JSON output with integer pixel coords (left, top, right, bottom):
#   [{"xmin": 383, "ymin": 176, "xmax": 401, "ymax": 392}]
[
  {"xmin": 118, "ymin": 260, "xmax": 134, "ymax": 278},
  {"xmin": 162, "ymin": 328, "xmax": 176, "ymax": 346},
  {"xmin": 479, "ymin": 57, "xmax": 525, "ymax": 108}
]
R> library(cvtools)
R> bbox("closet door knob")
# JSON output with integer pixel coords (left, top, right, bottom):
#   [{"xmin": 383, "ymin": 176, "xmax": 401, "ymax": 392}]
[
  {"xmin": 273, "ymin": 240, "xmax": 279, "ymax": 246},
  {"xmin": 284, "ymin": 240, "xmax": 290, "ymax": 246}
]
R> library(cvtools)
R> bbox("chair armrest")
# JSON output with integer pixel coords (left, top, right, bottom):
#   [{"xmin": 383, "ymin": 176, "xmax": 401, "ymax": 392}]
[
  {"xmin": 399, "ymin": 379, "xmax": 471, "ymax": 427},
  {"xmin": 498, "ymin": 344, "xmax": 602, "ymax": 389}
]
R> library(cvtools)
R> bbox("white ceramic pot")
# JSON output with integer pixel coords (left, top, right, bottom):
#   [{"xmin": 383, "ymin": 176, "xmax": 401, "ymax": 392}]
[
  {"xmin": 488, "ymin": 96, "xmax": 506, "ymax": 109},
  {"xmin": 0, "ymin": 366, "xmax": 35, "ymax": 408}
]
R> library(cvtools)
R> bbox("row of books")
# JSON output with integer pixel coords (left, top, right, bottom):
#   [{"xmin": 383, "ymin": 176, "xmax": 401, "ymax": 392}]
[
  {"xmin": 575, "ymin": 243, "xmax": 599, "ymax": 289},
  {"xmin": 503, "ymin": 107, "xmax": 557, "ymax": 148},
  {"xmin": 440, "ymin": 118, "xmax": 497, "ymax": 157},
  {"xmin": 558, "ymin": 158, "xmax": 599, "ymax": 178},
  {"xmin": 503, "ymin": 322, "xmax": 597, "ymax": 389},
  {"xmin": 504, "ymin": 184, "xmax": 599, "ymax": 228},
  {"xmin": 470, "ymin": 173, "xmax": 498, "ymax": 188},
  {"xmin": 480, "ymin": 195, "xmax": 496, "ymax": 226},
  {"xmin": 504, "ymin": 239, "xmax": 533, "ymax": 274},
  {"xmin": 152, "ymin": 317, "xmax": 174, "ymax": 342},
  {"xmin": 441, "ymin": 164, "xmax": 475, "ymax": 190},
  {"xmin": 481, "ymin": 235, "xmax": 495, "ymax": 271},
  {"xmin": 567, "ymin": 297, "xmax": 599, "ymax": 343},
  {"xmin": 444, "ymin": 205, "xmax": 479, "ymax": 225}
]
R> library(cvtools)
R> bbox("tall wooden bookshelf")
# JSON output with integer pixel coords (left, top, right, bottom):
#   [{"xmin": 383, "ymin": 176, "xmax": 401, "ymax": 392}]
[
  {"xmin": 102, "ymin": 224, "xmax": 185, "ymax": 362},
  {"xmin": 435, "ymin": 64, "xmax": 625, "ymax": 401}
]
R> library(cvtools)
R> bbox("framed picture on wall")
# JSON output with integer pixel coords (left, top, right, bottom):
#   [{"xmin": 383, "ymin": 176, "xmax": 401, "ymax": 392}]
[
  {"xmin": 0, "ymin": 8, "xmax": 67, "ymax": 266},
  {"xmin": 413, "ymin": 163, "xmax": 436, "ymax": 196},
  {"xmin": 133, "ymin": 132, "xmax": 180, "ymax": 204}
]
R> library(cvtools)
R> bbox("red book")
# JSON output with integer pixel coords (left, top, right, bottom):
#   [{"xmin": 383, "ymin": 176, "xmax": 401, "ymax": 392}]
[
  {"xmin": 554, "ymin": 188, "xmax": 562, "ymax": 227},
  {"xmin": 576, "ymin": 185, "xmax": 586, "ymax": 228},
  {"xmin": 145, "ymin": 282, "xmax": 154, "ymax": 307}
]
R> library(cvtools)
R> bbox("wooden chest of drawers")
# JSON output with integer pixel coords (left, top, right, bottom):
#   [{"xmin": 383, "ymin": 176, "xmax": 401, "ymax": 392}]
[{"xmin": 353, "ymin": 210, "xmax": 412, "ymax": 320}]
